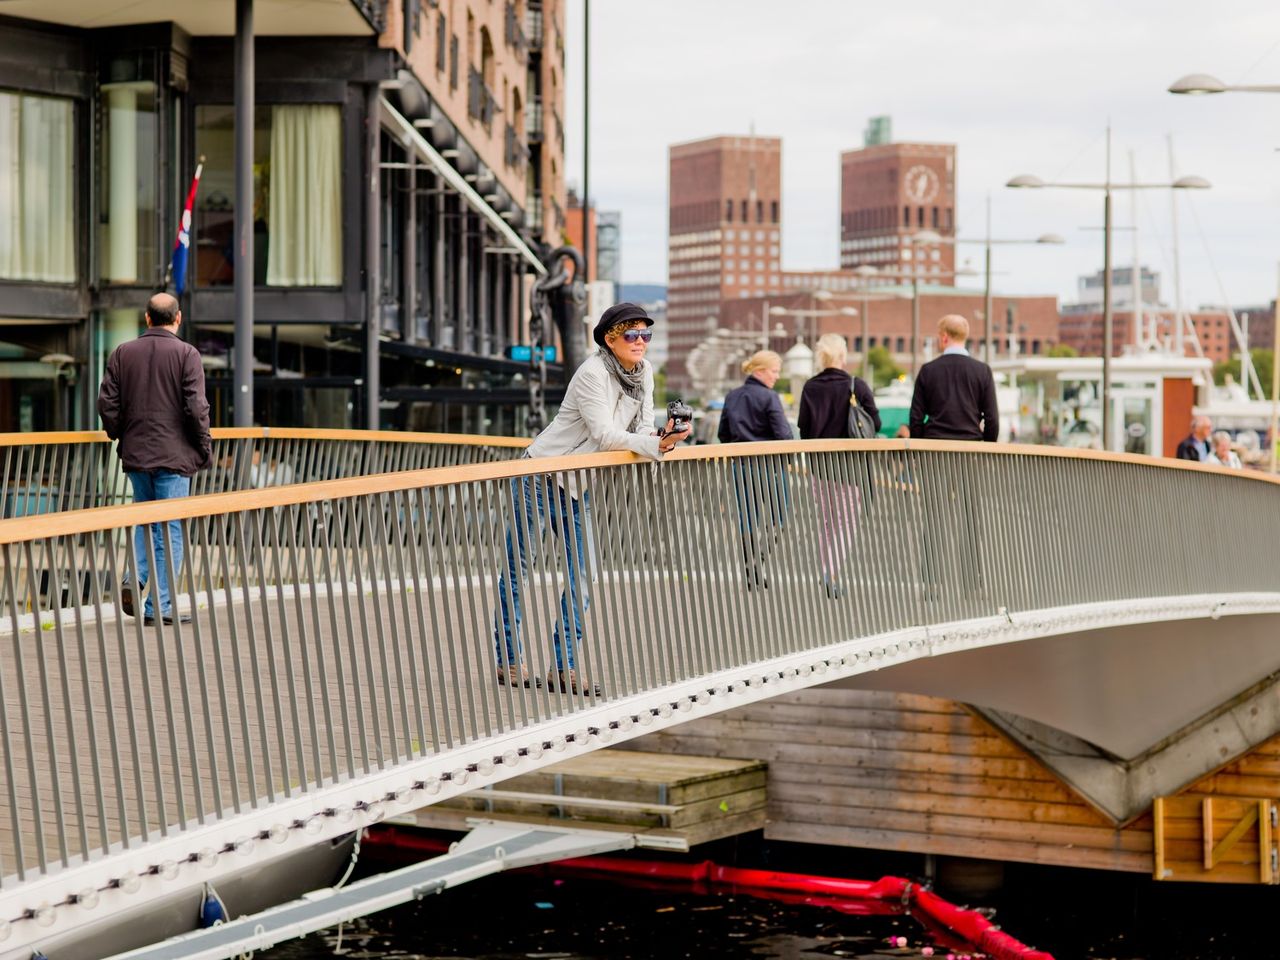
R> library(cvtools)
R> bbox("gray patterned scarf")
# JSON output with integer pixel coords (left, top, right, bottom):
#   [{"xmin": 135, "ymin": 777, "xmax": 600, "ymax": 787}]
[{"xmin": 598, "ymin": 347, "xmax": 646, "ymax": 430}]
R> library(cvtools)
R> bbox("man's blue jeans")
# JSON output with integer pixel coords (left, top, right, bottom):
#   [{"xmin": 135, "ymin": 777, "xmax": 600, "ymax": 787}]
[
  {"xmin": 493, "ymin": 477, "xmax": 590, "ymax": 674},
  {"xmin": 127, "ymin": 470, "xmax": 191, "ymax": 618}
]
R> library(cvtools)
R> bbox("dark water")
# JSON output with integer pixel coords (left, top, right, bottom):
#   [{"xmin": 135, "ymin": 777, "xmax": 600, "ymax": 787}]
[
  {"xmin": 264, "ymin": 873, "xmax": 950, "ymax": 960},
  {"xmin": 261, "ymin": 841, "xmax": 1280, "ymax": 960}
]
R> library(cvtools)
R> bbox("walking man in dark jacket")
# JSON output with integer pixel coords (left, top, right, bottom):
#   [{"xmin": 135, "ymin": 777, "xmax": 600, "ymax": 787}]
[
  {"xmin": 909, "ymin": 314, "xmax": 999, "ymax": 442},
  {"xmin": 908, "ymin": 315, "xmax": 997, "ymax": 602},
  {"xmin": 98, "ymin": 293, "xmax": 212, "ymax": 624}
]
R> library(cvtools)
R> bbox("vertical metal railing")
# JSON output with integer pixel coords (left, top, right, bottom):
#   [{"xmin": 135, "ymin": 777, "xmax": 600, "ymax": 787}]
[
  {"xmin": 0, "ymin": 429, "xmax": 528, "ymax": 519},
  {"xmin": 0, "ymin": 443, "xmax": 1277, "ymax": 892}
]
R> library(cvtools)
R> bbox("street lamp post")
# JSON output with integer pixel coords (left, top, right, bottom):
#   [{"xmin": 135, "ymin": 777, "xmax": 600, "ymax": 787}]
[
  {"xmin": 912, "ymin": 220, "xmax": 1063, "ymax": 364},
  {"xmin": 1170, "ymin": 71, "xmax": 1280, "ymax": 472},
  {"xmin": 1007, "ymin": 138, "xmax": 1210, "ymax": 449}
]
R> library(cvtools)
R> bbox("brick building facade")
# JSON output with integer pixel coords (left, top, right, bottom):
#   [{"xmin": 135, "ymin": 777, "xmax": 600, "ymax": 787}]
[
  {"xmin": 840, "ymin": 142, "xmax": 956, "ymax": 285},
  {"xmin": 1058, "ymin": 310, "xmax": 1233, "ymax": 364},
  {"xmin": 667, "ymin": 135, "xmax": 782, "ymax": 386}
]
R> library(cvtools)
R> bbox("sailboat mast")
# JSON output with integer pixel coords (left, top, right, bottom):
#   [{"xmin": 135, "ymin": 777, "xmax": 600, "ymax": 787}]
[
  {"xmin": 1167, "ymin": 135, "xmax": 1186, "ymax": 355},
  {"xmin": 1130, "ymin": 151, "xmax": 1143, "ymax": 350}
]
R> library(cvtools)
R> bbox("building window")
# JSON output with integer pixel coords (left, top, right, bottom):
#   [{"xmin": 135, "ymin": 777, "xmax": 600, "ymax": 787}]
[
  {"xmin": 0, "ymin": 91, "xmax": 75, "ymax": 282},
  {"xmin": 450, "ymin": 34, "xmax": 460, "ymax": 90},
  {"xmin": 756, "ymin": 199, "xmax": 763, "ymax": 223},
  {"xmin": 895, "ymin": 337, "xmax": 905, "ymax": 352},
  {"xmin": 917, "ymin": 206, "xmax": 924, "ymax": 227},
  {"xmin": 770, "ymin": 200, "xmax": 778, "ymax": 223},
  {"xmin": 945, "ymin": 208, "xmax": 953, "ymax": 230},
  {"xmin": 98, "ymin": 77, "xmax": 160, "ymax": 286},
  {"xmin": 725, "ymin": 199, "xmax": 733, "ymax": 222},
  {"xmin": 740, "ymin": 199, "xmax": 748, "ymax": 223},
  {"xmin": 195, "ymin": 103, "xmax": 343, "ymax": 287},
  {"xmin": 931, "ymin": 206, "xmax": 938, "ymax": 228},
  {"xmin": 437, "ymin": 13, "xmax": 448, "ymax": 73},
  {"xmin": 903, "ymin": 206, "xmax": 910, "ymax": 228}
]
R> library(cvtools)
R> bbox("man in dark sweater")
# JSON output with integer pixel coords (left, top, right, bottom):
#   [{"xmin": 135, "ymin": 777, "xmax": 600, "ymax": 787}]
[{"xmin": 908, "ymin": 314, "xmax": 999, "ymax": 442}]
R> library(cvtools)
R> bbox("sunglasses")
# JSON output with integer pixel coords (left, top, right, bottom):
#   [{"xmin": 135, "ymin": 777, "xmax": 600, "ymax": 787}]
[{"xmin": 621, "ymin": 329, "xmax": 653, "ymax": 343}]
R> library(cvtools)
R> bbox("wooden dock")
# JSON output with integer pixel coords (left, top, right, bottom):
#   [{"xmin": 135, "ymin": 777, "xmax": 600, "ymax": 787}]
[{"xmin": 400, "ymin": 749, "xmax": 767, "ymax": 850}]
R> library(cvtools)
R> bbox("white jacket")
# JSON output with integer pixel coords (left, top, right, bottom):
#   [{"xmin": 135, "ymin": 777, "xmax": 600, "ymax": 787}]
[{"xmin": 526, "ymin": 351, "xmax": 663, "ymax": 461}]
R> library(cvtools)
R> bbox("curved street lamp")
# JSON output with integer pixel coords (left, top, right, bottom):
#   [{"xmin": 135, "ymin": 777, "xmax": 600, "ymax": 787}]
[
  {"xmin": 1169, "ymin": 73, "xmax": 1280, "ymax": 95},
  {"xmin": 1007, "ymin": 132, "xmax": 1211, "ymax": 449},
  {"xmin": 1170, "ymin": 69, "xmax": 1280, "ymax": 473}
]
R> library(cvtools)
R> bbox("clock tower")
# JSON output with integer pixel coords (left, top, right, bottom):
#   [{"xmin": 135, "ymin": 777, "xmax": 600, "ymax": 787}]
[{"xmin": 839, "ymin": 138, "xmax": 956, "ymax": 285}]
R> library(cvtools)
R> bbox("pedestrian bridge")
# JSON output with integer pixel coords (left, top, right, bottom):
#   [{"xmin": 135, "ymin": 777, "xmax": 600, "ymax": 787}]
[{"xmin": 1, "ymin": 432, "xmax": 1278, "ymax": 958}]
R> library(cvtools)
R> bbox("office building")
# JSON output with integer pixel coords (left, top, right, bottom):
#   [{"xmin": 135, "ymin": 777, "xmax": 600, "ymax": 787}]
[
  {"xmin": 0, "ymin": 0, "xmax": 567, "ymax": 433},
  {"xmin": 667, "ymin": 134, "xmax": 782, "ymax": 388}
]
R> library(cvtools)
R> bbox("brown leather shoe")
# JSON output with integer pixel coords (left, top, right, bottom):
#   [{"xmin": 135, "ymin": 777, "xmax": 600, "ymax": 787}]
[
  {"xmin": 496, "ymin": 667, "xmax": 543, "ymax": 689},
  {"xmin": 119, "ymin": 582, "xmax": 136, "ymax": 618},
  {"xmin": 548, "ymin": 669, "xmax": 602, "ymax": 698}
]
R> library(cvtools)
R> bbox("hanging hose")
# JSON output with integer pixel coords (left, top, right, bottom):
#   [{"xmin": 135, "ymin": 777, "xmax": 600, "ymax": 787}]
[{"xmin": 330, "ymin": 830, "xmax": 364, "ymax": 955}]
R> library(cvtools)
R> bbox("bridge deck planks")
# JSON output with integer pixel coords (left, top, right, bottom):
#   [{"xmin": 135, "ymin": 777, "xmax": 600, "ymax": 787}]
[{"xmin": 0, "ymin": 572, "xmax": 639, "ymax": 885}]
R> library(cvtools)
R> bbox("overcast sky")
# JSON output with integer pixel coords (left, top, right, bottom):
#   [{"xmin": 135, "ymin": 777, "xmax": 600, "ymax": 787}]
[{"xmin": 562, "ymin": 2, "xmax": 1280, "ymax": 310}]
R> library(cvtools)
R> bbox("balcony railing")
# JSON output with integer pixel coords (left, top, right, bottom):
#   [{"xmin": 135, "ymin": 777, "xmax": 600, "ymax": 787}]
[
  {"xmin": 526, "ymin": 190, "xmax": 544, "ymax": 233},
  {"xmin": 526, "ymin": 4, "xmax": 544, "ymax": 50},
  {"xmin": 526, "ymin": 95, "xmax": 544, "ymax": 140}
]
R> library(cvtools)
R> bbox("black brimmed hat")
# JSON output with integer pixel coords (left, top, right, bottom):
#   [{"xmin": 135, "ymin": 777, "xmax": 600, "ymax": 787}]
[{"xmin": 592, "ymin": 302, "xmax": 654, "ymax": 348}]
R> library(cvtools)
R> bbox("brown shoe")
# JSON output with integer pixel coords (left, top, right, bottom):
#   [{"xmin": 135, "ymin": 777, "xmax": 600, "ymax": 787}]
[
  {"xmin": 548, "ymin": 669, "xmax": 602, "ymax": 698},
  {"xmin": 119, "ymin": 582, "xmax": 136, "ymax": 618},
  {"xmin": 496, "ymin": 667, "xmax": 543, "ymax": 689}
]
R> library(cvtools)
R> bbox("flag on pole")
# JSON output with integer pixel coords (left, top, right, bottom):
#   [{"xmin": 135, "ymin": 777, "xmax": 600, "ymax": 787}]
[{"xmin": 169, "ymin": 159, "xmax": 204, "ymax": 297}]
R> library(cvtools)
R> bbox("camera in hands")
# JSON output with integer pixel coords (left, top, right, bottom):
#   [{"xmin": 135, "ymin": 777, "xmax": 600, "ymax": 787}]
[{"xmin": 666, "ymin": 399, "xmax": 694, "ymax": 437}]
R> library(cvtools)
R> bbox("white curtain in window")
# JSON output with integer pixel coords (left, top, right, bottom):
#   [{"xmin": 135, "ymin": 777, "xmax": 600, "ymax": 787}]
[
  {"xmin": 0, "ymin": 92, "xmax": 75, "ymax": 282},
  {"xmin": 267, "ymin": 104, "xmax": 342, "ymax": 286}
]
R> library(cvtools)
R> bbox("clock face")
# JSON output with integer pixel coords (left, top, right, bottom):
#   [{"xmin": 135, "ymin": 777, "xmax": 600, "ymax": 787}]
[{"xmin": 903, "ymin": 165, "xmax": 940, "ymax": 204}]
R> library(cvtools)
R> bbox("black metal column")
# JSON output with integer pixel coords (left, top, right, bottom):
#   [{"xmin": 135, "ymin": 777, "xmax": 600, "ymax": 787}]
[
  {"xmin": 581, "ymin": 0, "xmax": 590, "ymax": 286},
  {"xmin": 233, "ymin": 0, "xmax": 254, "ymax": 426},
  {"xmin": 365, "ymin": 85, "xmax": 381, "ymax": 430}
]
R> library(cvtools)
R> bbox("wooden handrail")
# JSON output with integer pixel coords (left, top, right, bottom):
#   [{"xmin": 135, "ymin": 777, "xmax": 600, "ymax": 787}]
[
  {"xmin": 0, "ymin": 428, "xmax": 531, "ymax": 448},
  {"xmin": 0, "ymin": 438, "xmax": 1273, "ymax": 546}
]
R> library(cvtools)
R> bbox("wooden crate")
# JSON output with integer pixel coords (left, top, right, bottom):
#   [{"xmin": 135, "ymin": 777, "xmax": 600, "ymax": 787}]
[{"xmin": 1153, "ymin": 794, "xmax": 1276, "ymax": 884}]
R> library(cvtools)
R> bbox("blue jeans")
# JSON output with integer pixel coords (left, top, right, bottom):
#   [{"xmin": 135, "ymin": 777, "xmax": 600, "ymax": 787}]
[
  {"xmin": 127, "ymin": 470, "xmax": 191, "ymax": 617},
  {"xmin": 493, "ymin": 477, "xmax": 590, "ymax": 673}
]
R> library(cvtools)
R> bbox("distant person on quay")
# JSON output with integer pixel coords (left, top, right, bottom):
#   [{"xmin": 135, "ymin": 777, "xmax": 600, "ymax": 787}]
[
  {"xmin": 798, "ymin": 334, "xmax": 879, "ymax": 597},
  {"xmin": 97, "ymin": 292, "xmax": 212, "ymax": 626},
  {"xmin": 492, "ymin": 302, "xmax": 689, "ymax": 697},
  {"xmin": 1176, "ymin": 415, "xmax": 1213, "ymax": 462},
  {"xmin": 908, "ymin": 314, "xmax": 998, "ymax": 442},
  {"xmin": 1207, "ymin": 430, "xmax": 1242, "ymax": 469}
]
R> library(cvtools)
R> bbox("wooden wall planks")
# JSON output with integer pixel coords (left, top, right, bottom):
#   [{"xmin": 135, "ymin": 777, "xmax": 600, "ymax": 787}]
[{"xmin": 627, "ymin": 688, "xmax": 1155, "ymax": 874}]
